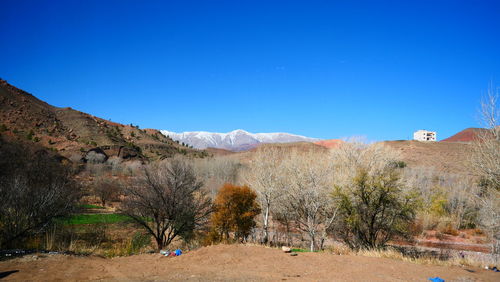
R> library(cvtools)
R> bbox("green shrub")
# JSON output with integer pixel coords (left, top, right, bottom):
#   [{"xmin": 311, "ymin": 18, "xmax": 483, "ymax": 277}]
[
  {"xmin": 129, "ymin": 232, "xmax": 151, "ymax": 253},
  {"xmin": 334, "ymin": 168, "xmax": 420, "ymax": 250},
  {"xmin": 26, "ymin": 129, "xmax": 34, "ymax": 140}
]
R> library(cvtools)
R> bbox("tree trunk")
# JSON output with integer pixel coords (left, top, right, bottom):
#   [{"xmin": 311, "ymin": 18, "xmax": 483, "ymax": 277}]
[
  {"xmin": 286, "ymin": 222, "xmax": 292, "ymax": 246},
  {"xmin": 156, "ymin": 237, "xmax": 164, "ymax": 251},
  {"xmin": 309, "ymin": 232, "xmax": 315, "ymax": 252},
  {"xmin": 263, "ymin": 206, "xmax": 270, "ymax": 244}
]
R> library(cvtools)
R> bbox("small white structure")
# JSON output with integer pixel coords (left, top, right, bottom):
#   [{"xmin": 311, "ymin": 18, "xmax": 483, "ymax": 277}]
[{"xmin": 413, "ymin": 130, "xmax": 437, "ymax": 141}]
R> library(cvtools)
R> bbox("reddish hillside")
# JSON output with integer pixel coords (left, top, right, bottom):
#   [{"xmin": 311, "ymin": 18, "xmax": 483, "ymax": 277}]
[
  {"xmin": 441, "ymin": 128, "xmax": 491, "ymax": 142},
  {"xmin": 314, "ymin": 139, "xmax": 344, "ymax": 148},
  {"xmin": 0, "ymin": 79, "xmax": 204, "ymax": 161}
]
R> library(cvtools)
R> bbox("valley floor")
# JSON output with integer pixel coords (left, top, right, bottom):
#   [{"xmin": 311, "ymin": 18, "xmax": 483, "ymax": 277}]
[{"xmin": 0, "ymin": 244, "xmax": 498, "ymax": 281}]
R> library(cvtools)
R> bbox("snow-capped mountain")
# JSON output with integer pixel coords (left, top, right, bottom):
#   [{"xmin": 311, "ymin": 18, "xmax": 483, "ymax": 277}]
[{"xmin": 160, "ymin": 129, "xmax": 319, "ymax": 151}]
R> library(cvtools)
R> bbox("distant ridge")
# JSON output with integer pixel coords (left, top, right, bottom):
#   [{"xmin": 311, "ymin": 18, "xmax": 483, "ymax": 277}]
[{"xmin": 160, "ymin": 129, "xmax": 319, "ymax": 151}]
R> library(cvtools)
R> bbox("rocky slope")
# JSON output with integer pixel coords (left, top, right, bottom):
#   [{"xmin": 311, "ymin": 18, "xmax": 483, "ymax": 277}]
[{"xmin": 0, "ymin": 79, "xmax": 204, "ymax": 162}]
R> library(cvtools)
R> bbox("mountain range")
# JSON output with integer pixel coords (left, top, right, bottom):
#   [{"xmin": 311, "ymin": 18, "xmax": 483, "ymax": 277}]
[
  {"xmin": 161, "ymin": 129, "xmax": 319, "ymax": 151},
  {"xmin": 1, "ymin": 79, "xmax": 491, "ymax": 162}
]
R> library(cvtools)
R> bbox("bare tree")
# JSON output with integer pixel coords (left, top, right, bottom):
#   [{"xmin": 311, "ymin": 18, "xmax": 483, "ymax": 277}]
[
  {"xmin": 470, "ymin": 83, "xmax": 500, "ymax": 259},
  {"xmin": 272, "ymin": 202, "xmax": 294, "ymax": 246},
  {"xmin": 278, "ymin": 149, "xmax": 337, "ymax": 251},
  {"xmin": 243, "ymin": 146, "xmax": 286, "ymax": 244},
  {"xmin": 0, "ymin": 137, "xmax": 81, "ymax": 248},
  {"xmin": 472, "ymin": 83, "xmax": 500, "ymax": 188},
  {"xmin": 331, "ymin": 141, "xmax": 402, "ymax": 187},
  {"xmin": 91, "ymin": 177, "xmax": 120, "ymax": 207},
  {"xmin": 121, "ymin": 158, "xmax": 212, "ymax": 250},
  {"xmin": 193, "ymin": 156, "xmax": 241, "ymax": 197}
]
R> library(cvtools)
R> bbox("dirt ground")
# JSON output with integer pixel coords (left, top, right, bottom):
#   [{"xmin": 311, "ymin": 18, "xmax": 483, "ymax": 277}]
[{"xmin": 0, "ymin": 244, "xmax": 498, "ymax": 281}]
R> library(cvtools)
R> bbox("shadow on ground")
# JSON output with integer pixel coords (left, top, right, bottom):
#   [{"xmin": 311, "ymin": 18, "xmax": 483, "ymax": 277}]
[{"xmin": 0, "ymin": 270, "xmax": 19, "ymax": 279}]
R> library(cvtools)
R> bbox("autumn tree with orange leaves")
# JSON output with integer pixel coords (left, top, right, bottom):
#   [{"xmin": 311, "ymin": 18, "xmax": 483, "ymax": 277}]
[{"xmin": 208, "ymin": 184, "xmax": 261, "ymax": 243}]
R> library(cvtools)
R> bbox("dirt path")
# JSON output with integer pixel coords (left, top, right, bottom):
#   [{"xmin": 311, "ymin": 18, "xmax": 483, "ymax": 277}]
[{"xmin": 1, "ymin": 245, "xmax": 498, "ymax": 281}]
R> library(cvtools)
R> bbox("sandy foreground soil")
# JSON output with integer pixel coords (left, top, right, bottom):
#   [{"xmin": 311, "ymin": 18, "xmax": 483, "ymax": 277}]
[{"xmin": 0, "ymin": 245, "xmax": 498, "ymax": 281}]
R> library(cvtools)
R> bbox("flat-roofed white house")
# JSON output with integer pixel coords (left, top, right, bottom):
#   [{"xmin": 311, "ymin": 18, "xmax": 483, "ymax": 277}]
[{"xmin": 413, "ymin": 130, "xmax": 436, "ymax": 141}]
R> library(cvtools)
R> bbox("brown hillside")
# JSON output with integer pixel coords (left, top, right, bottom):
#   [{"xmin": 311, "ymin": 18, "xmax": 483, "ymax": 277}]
[
  {"xmin": 205, "ymin": 147, "xmax": 236, "ymax": 156},
  {"xmin": 314, "ymin": 139, "xmax": 344, "ymax": 148},
  {"xmin": 383, "ymin": 140, "xmax": 472, "ymax": 174},
  {"xmin": 441, "ymin": 127, "xmax": 492, "ymax": 142},
  {"xmin": 0, "ymin": 79, "xmax": 205, "ymax": 161}
]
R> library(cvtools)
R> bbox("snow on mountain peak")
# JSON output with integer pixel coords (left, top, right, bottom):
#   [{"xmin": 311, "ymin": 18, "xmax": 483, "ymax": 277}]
[{"xmin": 160, "ymin": 129, "xmax": 318, "ymax": 151}]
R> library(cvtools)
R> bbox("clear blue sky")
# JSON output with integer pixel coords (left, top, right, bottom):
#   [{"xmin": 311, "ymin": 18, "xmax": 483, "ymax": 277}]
[{"xmin": 1, "ymin": 0, "xmax": 499, "ymax": 141}]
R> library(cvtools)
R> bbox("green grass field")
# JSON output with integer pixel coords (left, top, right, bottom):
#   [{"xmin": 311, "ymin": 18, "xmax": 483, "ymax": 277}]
[
  {"xmin": 78, "ymin": 204, "xmax": 105, "ymax": 209},
  {"xmin": 60, "ymin": 213, "xmax": 133, "ymax": 225}
]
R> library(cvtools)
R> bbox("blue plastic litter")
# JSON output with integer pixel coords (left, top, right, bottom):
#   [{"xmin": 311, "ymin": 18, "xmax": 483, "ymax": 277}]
[
  {"xmin": 175, "ymin": 249, "xmax": 182, "ymax": 256},
  {"xmin": 429, "ymin": 277, "xmax": 444, "ymax": 282}
]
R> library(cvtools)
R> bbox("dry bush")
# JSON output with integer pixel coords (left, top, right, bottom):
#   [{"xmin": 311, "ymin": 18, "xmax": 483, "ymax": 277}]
[
  {"xmin": 123, "ymin": 160, "xmax": 142, "ymax": 176},
  {"xmin": 86, "ymin": 150, "xmax": 107, "ymax": 164},
  {"xmin": 403, "ymin": 167, "xmax": 479, "ymax": 230},
  {"xmin": 326, "ymin": 241, "xmax": 353, "ymax": 255},
  {"xmin": 106, "ymin": 156, "xmax": 123, "ymax": 175},
  {"xmin": 358, "ymin": 247, "xmax": 497, "ymax": 268},
  {"xmin": 441, "ymin": 224, "xmax": 459, "ymax": 236},
  {"xmin": 102, "ymin": 231, "xmax": 152, "ymax": 257}
]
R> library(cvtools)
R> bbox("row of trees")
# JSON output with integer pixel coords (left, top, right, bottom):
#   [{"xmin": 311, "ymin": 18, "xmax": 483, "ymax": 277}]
[
  {"xmin": 78, "ymin": 143, "xmax": 401, "ymax": 252},
  {"xmin": 244, "ymin": 143, "xmax": 419, "ymax": 251},
  {"xmin": 2, "ymin": 86, "xmax": 497, "ymax": 256}
]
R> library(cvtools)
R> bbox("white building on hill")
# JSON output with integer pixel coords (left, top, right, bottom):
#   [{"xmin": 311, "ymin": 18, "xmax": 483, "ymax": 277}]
[{"xmin": 413, "ymin": 130, "xmax": 436, "ymax": 141}]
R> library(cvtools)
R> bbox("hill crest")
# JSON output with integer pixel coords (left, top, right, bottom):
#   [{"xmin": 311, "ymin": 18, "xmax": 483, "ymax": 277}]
[
  {"xmin": 440, "ymin": 127, "xmax": 492, "ymax": 142},
  {"xmin": 0, "ymin": 79, "xmax": 204, "ymax": 161}
]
